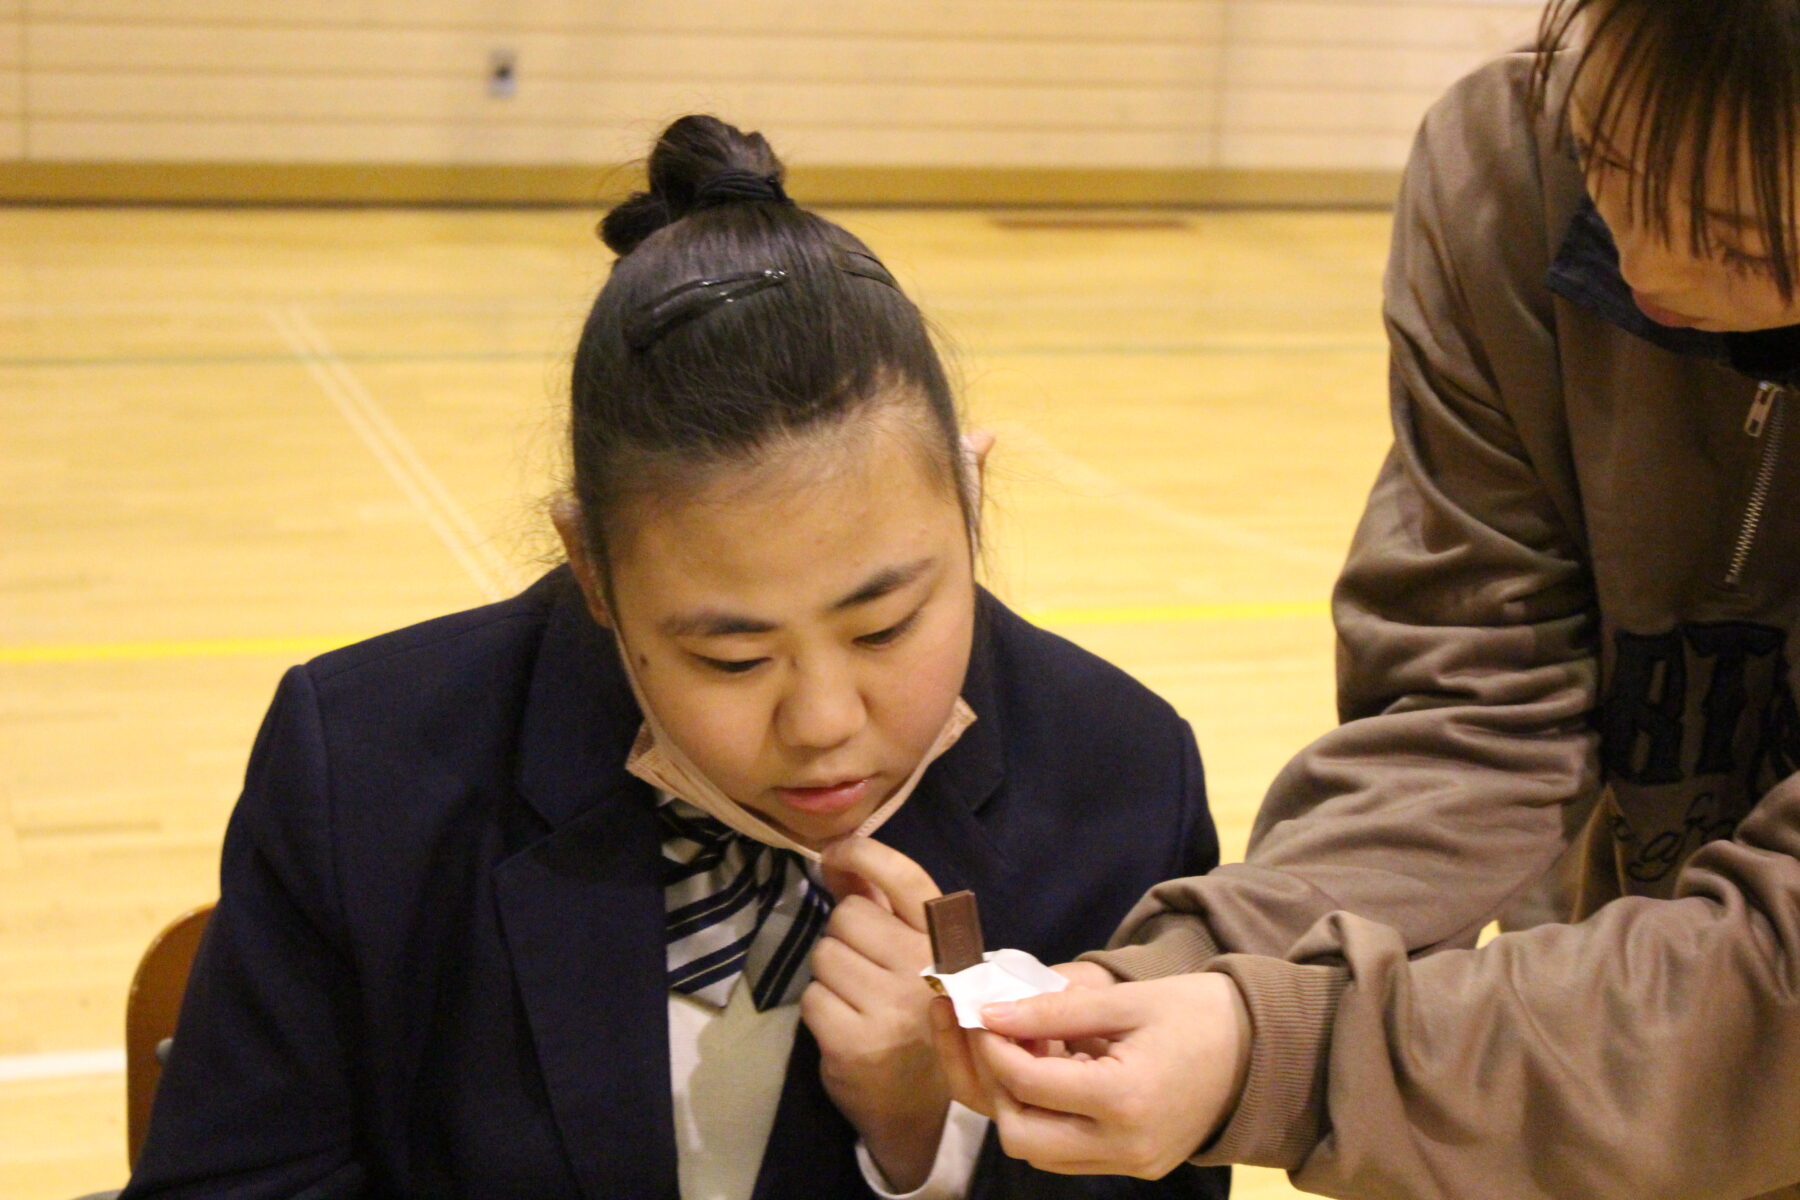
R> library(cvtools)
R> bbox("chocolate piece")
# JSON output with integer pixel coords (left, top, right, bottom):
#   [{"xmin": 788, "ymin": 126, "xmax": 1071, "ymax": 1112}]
[{"xmin": 925, "ymin": 890, "xmax": 985, "ymax": 974}]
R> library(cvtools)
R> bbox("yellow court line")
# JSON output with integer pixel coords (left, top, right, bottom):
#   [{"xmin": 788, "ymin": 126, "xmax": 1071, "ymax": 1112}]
[
  {"xmin": 0, "ymin": 602, "xmax": 1330, "ymax": 665},
  {"xmin": 1028, "ymin": 600, "xmax": 1330, "ymax": 625}
]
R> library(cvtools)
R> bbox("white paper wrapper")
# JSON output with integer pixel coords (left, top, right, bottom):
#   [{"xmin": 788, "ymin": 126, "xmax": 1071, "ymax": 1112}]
[{"xmin": 922, "ymin": 948, "xmax": 1070, "ymax": 1030}]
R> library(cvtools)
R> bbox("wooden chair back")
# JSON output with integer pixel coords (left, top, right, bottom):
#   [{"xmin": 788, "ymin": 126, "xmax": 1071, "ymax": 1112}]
[{"xmin": 125, "ymin": 903, "xmax": 214, "ymax": 1167}]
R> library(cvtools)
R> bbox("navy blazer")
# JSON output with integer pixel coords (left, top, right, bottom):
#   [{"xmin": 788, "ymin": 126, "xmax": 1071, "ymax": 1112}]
[{"xmin": 123, "ymin": 569, "xmax": 1227, "ymax": 1200}]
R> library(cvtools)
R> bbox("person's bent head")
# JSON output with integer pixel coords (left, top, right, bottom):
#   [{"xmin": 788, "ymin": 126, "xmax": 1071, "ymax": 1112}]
[
  {"xmin": 553, "ymin": 115, "xmax": 978, "ymax": 850},
  {"xmin": 1538, "ymin": 0, "xmax": 1800, "ymax": 331}
]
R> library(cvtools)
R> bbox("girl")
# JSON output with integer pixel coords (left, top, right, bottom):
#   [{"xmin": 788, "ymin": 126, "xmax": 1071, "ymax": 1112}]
[
  {"xmin": 939, "ymin": 3, "xmax": 1800, "ymax": 1198},
  {"xmin": 119, "ymin": 116, "xmax": 1227, "ymax": 1200}
]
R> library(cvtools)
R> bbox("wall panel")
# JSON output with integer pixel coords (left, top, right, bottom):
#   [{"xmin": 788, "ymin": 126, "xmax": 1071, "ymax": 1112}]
[
  {"xmin": 31, "ymin": 0, "xmax": 1226, "ymax": 42},
  {"xmin": 1222, "ymin": 86, "xmax": 1445, "ymax": 138},
  {"xmin": 1228, "ymin": 1, "xmax": 1540, "ymax": 49},
  {"xmin": 32, "ymin": 74, "xmax": 1216, "ymax": 136},
  {"xmin": 1, "ymin": 5, "xmax": 19, "ymax": 159},
  {"xmin": 31, "ymin": 118, "xmax": 1218, "ymax": 170},
  {"xmin": 28, "ymin": 25, "xmax": 1220, "ymax": 88},
  {"xmin": 8, "ymin": 0, "xmax": 1543, "ymax": 199}
]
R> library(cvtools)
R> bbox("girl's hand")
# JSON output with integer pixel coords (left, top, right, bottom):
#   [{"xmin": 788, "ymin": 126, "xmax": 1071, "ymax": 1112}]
[
  {"xmin": 930, "ymin": 972, "xmax": 1251, "ymax": 1179},
  {"xmin": 802, "ymin": 837, "xmax": 947, "ymax": 1192}
]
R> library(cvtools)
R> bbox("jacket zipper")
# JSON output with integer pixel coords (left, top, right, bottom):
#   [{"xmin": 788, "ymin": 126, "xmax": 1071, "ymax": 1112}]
[{"xmin": 1723, "ymin": 381, "xmax": 1788, "ymax": 587}]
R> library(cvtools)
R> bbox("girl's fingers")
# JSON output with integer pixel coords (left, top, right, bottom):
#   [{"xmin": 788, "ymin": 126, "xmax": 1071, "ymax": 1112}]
[
  {"xmin": 821, "ymin": 837, "xmax": 940, "ymax": 930},
  {"xmin": 988, "ymin": 1099, "xmax": 1114, "ymax": 1175},
  {"xmin": 980, "ymin": 983, "xmax": 1139, "ymax": 1043},
  {"xmin": 1053, "ymin": 961, "xmax": 1119, "ymax": 990},
  {"xmin": 820, "ymin": 856, "xmax": 889, "ymax": 912},
  {"xmin": 798, "ymin": 978, "xmax": 860, "ymax": 1042},
  {"xmin": 808, "ymin": 933, "xmax": 912, "ymax": 1013},
  {"xmin": 825, "ymin": 894, "xmax": 932, "ymax": 972},
  {"xmin": 929, "ymin": 997, "xmax": 994, "ymax": 1117},
  {"xmin": 974, "ymin": 1029, "xmax": 1122, "ymax": 1119}
]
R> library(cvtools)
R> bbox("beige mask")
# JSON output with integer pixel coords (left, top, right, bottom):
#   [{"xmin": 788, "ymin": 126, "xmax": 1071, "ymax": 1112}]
[{"xmin": 618, "ymin": 641, "xmax": 976, "ymax": 863}]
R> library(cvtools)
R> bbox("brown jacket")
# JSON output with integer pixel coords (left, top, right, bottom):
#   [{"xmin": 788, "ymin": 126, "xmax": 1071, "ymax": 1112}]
[{"xmin": 1091, "ymin": 50, "xmax": 1800, "ymax": 1200}]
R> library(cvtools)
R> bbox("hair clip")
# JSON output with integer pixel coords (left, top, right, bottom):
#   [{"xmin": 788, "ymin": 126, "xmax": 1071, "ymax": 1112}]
[{"xmin": 623, "ymin": 268, "xmax": 789, "ymax": 351}]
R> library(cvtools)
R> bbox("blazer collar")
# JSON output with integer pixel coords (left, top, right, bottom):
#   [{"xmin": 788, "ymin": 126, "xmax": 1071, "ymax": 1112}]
[
  {"xmin": 920, "ymin": 588, "xmax": 1007, "ymax": 814},
  {"xmin": 514, "ymin": 568, "xmax": 646, "ymax": 831}
]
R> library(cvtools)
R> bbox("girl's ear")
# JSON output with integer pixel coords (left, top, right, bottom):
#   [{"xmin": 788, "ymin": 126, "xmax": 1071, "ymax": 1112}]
[
  {"xmin": 549, "ymin": 494, "xmax": 614, "ymax": 630},
  {"xmin": 960, "ymin": 429, "xmax": 995, "ymax": 541},
  {"xmin": 961, "ymin": 428, "xmax": 996, "ymax": 485}
]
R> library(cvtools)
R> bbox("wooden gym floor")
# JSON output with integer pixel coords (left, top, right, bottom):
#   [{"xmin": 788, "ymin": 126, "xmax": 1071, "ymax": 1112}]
[{"xmin": 0, "ymin": 202, "xmax": 1395, "ymax": 1198}]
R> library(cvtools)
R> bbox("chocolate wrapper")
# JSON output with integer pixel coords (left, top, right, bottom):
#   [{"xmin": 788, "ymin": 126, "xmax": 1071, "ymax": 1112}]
[{"xmin": 922, "ymin": 948, "xmax": 1070, "ymax": 1029}]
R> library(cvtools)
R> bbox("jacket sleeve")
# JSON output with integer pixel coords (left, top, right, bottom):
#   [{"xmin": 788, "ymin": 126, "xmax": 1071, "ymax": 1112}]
[
  {"xmin": 1088, "ymin": 56, "xmax": 1800, "ymax": 1200},
  {"xmin": 1184, "ymin": 771, "xmax": 1800, "ymax": 1200},
  {"xmin": 121, "ymin": 666, "xmax": 370, "ymax": 1200},
  {"xmin": 1093, "ymin": 51, "xmax": 1601, "ymax": 993}
]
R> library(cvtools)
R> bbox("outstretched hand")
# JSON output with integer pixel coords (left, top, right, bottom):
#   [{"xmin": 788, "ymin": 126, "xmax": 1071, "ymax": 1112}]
[
  {"xmin": 930, "ymin": 971, "xmax": 1252, "ymax": 1179},
  {"xmin": 802, "ymin": 836, "xmax": 949, "ymax": 1191}
]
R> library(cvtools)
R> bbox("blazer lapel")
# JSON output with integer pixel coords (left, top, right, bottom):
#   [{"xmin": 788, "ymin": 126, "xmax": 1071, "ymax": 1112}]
[{"xmin": 497, "ymin": 575, "xmax": 680, "ymax": 1200}]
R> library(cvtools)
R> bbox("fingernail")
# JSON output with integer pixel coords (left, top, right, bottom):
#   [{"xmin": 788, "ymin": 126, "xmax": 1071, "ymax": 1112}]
[{"xmin": 982, "ymin": 1001, "xmax": 1016, "ymax": 1020}]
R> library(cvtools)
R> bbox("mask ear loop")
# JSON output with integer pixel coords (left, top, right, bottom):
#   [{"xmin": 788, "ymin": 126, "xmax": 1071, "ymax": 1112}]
[{"xmin": 612, "ymin": 619, "xmax": 976, "ymax": 864}]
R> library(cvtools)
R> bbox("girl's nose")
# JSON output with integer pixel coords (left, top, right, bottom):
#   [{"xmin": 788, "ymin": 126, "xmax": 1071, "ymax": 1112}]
[{"xmin": 775, "ymin": 661, "xmax": 867, "ymax": 751}]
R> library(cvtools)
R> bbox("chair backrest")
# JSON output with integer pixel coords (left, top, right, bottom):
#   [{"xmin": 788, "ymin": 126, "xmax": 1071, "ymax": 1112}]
[{"xmin": 126, "ymin": 903, "xmax": 214, "ymax": 1167}]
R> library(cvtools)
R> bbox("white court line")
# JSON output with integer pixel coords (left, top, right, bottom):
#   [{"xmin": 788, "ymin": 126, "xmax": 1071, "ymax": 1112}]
[
  {"xmin": 0, "ymin": 297, "xmax": 574, "ymax": 320},
  {"xmin": 266, "ymin": 304, "xmax": 516, "ymax": 603},
  {"xmin": 0, "ymin": 1048, "xmax": 124, "ymax": 1083},
  {"xmin": 989, "ymin": 420, "xmax": 1342, "ymax": 569}
]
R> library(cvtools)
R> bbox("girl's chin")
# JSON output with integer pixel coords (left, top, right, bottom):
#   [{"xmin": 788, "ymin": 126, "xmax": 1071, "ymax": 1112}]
[{"xmin": 741, "ymin": 781, "xmax": 892, "ymax": 847}]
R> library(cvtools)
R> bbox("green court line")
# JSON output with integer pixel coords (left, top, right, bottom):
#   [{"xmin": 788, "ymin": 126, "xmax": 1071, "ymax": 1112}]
[{"xmin": 0, "ymin": 600, "xmax": 1330, "ymax": 665}]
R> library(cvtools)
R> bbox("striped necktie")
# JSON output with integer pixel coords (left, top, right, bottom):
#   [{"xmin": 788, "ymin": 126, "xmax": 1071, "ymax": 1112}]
[{"xmin": 659, "ymin": 796, "xmax": 833, "ymax": 1011}]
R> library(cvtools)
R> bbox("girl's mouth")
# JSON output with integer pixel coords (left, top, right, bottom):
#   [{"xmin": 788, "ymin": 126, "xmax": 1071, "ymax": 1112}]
[
  {"xmin": 776, "ymin": 777, "xmax": 873, "ymax": 815},
  {"xmin": 1633, "ymin": 291, "xmax": 1704, "ymax": 328}
]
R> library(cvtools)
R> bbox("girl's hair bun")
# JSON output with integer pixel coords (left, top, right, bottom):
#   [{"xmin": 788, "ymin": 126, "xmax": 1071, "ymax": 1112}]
[{"xmin": 600, "ymin": 115, "xmax": 790, "ymax": 255}]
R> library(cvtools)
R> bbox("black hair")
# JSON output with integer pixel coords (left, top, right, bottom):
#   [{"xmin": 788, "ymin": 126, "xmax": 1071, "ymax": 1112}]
[
  {"xmin": 1534, "ymin": 0, "xmax": 1800, "ymax": 299},
  {"xmin": 569, "ymin": 114, "xmax": 967, "ymax": 577}
]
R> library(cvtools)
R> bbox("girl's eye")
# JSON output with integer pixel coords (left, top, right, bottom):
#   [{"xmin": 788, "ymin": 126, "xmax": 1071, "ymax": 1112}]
[
  {"xmin": 1720, "ymin": 246, "xmax": 1777, "ymax": 277},
  {"xmin": 697, "ymin": 655, "xmax": 766, "ymax": 675},
  {"xmin": 856, "ymin": 611, "xmax": 919, "ymax": 648},
  {"xmin": 1570, "ymin": 135, "xmax": 1629, "ymax": 181}
]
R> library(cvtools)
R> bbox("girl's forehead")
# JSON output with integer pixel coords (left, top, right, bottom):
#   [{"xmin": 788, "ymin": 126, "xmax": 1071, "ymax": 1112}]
[
  {"xmin": 1570, "ymin": 69, "xmax": 1790, "ymax": 226},
  {"xmin": 608, "ymin": 417, "xmax": 965, "ymax": 605}
]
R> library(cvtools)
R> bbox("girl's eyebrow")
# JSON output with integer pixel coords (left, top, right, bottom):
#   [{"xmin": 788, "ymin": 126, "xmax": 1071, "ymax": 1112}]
[
  {"xmin": 831, "ymin": 556, "xmax": 935, "ymax": 611},
  {"xmin": 660, "ymin": 557, "xmax": 937, "ymax": 638},
  {"xmin": 661, "ymin": 610, "xmax": 777, "ymax": 638}
]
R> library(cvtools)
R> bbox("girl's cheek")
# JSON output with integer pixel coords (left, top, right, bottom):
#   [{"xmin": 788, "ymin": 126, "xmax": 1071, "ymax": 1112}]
[{"xmin": 889, "ymin": 616, "xmax": 973, "ymax": 733}]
